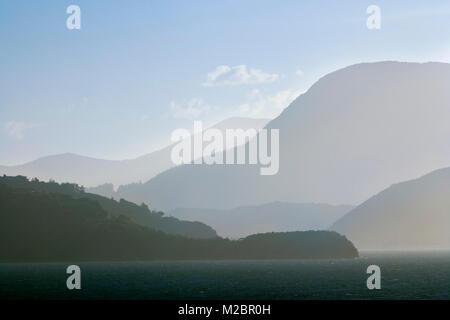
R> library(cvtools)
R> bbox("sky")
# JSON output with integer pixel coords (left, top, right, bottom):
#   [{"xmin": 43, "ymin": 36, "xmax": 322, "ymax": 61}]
[{"xmin": 1, "ymin": 0, "xmax": 450, "ymax": 165}]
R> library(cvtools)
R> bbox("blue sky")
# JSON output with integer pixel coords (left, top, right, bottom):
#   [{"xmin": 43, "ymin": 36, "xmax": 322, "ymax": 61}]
[{"xmin": 1, "ymin": 0, "xmax": 450, "ymax": 164}]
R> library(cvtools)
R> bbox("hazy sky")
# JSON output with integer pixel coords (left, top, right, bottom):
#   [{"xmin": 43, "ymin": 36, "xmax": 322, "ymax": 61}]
[{"xmin": 1, "ymin": 0, "xmax": 450, "ymax": 165}]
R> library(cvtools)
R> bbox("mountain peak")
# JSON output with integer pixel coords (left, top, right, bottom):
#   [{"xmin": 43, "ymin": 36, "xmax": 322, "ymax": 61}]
[{"xmin": 124, "ymin": 61, "xmax": 450, "ymax": 211}]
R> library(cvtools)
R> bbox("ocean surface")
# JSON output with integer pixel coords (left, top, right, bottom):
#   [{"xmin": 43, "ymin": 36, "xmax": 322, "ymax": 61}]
[{"xmin": 1, "ymin": 252, "xmax": 449, "ymax": 300}]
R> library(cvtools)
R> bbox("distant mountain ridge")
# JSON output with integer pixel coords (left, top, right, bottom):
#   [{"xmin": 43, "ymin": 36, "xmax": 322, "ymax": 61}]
[
  {"xmin": 113, "ymin": 61, "xmax": 450, "ymax": 211},
  {"xmin": 0, "ymin": 117, "xmax": 269, "ymax": 188},
  {"xmin": 330, "ymin": 167, "xmax": 450, "ymax": 250},
  {"xmin": 169, "ymin": 202, "xmax": 353, "ymax": 239}
]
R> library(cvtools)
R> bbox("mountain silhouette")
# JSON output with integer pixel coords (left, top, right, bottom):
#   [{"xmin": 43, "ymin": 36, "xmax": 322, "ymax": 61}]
[
  {"xmin": 0, "ymin": 117, "xmax": 268, "ymax": 188},
  {"xmin": 0, "ymin": 176, "xmax": 358, "ymax": 262},
  {"xmin": 330, "ymin": 167, "xmax": 450, "ymax": 250},
  {"xmin": 0, "ymin": 175, "xmax": 216, "ymax": 239},
  {"xmin": 114, "ymin": 61, "xmax": 450, "ymax": 210}
]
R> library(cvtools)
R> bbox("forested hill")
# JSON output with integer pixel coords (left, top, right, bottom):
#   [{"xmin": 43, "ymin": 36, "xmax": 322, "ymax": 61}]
[
  {"xmin": 0, "ymin": 175, "xmax": 216, "ymax": 239},
  {"xmin": 0, "ymin": 177, "xmax": 358, "ymax": 262}
]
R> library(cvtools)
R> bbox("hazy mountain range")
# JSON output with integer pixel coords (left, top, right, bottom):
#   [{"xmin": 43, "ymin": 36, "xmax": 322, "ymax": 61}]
[
  {"xmin": 3, "ymin": 61, "xmax": 450, "ymax": 251},
  {"xmin": 0, "ymin": 117, "xmax": 269, "ymax": 188},
  {"xmin": 169, "ymin": 202, "xmax": 353, "ymax": 239},
  {"xmin": 331, "ymin": 167, "xmax": 450, "ymax": 250},
  {"xmin": 113, "ymin": 61, "xmax": 450, "ymax": 211}
]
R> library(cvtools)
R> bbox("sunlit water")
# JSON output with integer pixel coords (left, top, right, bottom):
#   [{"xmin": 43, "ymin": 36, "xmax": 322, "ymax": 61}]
[{"xmin": 1, "ymin": 252, "xmax": 449, "ymax": 300}]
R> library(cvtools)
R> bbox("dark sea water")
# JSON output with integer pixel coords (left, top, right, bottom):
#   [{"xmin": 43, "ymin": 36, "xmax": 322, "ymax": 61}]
[{"xmin": 1, "ymin": 252, "xmax": 449, "ymax": 300}]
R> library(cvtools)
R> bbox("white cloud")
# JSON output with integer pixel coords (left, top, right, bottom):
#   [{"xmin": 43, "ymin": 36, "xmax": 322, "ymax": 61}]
[
  {"xmin": 4, "ymin": 121, "xmax": 27, "ymax": 139},
  {"xmin": 170, "ymin": 98, "xmax": 213, "ymax": 119},
  {"xmin": 236, "ymin": 88, "xmax": 306, "ymax": 118},
  {"xmin": 296, "ymin": 69, "xmax": 304, "ymax": 76},
  {"xmin": 203, "ymin": 65, "xmax": 279, "ymax": 87}
]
